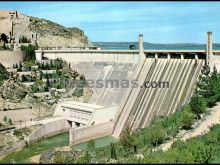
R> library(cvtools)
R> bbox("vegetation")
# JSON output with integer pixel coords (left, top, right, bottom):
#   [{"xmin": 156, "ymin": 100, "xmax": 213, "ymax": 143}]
[
  {"xmin": 20, "ymin": 44, "xmax": 38, "ymax": 61},
  {"xmin": 0, "ymin": 133, "xmax": 69, "ymax": 164},
  {"xmin": 36, "ymin": 65, "xmax": 220, "ymax": 164},
  {"xmin": 87, "ymin": 140, "xmax": 95, "ymax": 152},
  {"xmin": 8, "ymin": 118, "xmax": 13, "ymax": 125},
  {"xmin": 19, "ymin": 36, "xmax": 31, "ymax": 43},
  {"xmin": 0, "ymin": 33, "xmax": 8, "ymax": 49},
  {"xmin": 0, "ymin": 63, "xmax": 8, "ymax": 85}
]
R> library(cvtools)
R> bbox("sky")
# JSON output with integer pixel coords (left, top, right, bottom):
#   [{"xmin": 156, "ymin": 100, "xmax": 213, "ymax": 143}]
[{"xmin": 1, "ymin": 1, "xmax": 220, "ymax": 43}]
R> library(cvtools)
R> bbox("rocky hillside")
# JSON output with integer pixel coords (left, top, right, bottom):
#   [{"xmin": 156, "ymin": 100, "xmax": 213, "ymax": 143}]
[
  {"xmin": 28, "ymin": 16, "xmax": 93, "ymax": 47},
  {"xmin": 0, "ymin": 10, "xmax": 93, "ymax": 48}
]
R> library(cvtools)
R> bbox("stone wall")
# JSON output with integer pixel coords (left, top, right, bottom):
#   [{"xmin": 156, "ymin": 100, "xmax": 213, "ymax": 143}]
[
  {"xmin": 26, "ymin": 119, "xmax": 70, "ymax": 144},
  {"xmin": 69, "ymin": 121, "xmax": 114, "ymax": 145},
  {"xmin": 0, "ymin": 109, "xmax": 35, "ymax": 124},
  {"xmin": 0, "ymin": 50, "xmax": 25, "ymax": 68}
]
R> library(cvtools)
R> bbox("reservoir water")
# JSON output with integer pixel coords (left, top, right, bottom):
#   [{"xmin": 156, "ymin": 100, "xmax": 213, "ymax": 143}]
[
  {"xmin": 0, "ymin": 133, "xmax": 117, "ymax": 164},
  {"xmin": 93, "ymin": 42, "xmax": 220, "ymax": 50}
]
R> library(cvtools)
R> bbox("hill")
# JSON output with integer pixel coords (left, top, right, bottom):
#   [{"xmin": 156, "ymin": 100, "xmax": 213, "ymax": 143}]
[{"xmin": 0, "ymin": 10, "xmax": 93, "ymax": 48}]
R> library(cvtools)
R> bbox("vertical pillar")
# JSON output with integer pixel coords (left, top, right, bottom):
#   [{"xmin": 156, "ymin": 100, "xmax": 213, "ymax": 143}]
[
  {"xmin": 138, "ymin": 34, "xmax": 145, "ymax": 60},
  {"xmin": 35, "ymin": 50, "xmax": 43, "ymax": 61},
  {"xmin": 181, "ymin": 53, "xmax": 184, "ymax": 60},
  {"xmin": 195, "ymin": 53, "xmax": 198, "ymax": 64},
  {"xmin": 155, "ymin": 53, "xmax": 158, "ymax": 61},
  {"xmin": 206, "ymin": 32, "xmax": 213, "ymax": 65},
  {"xmin": 167, "ymin": 53, "xmax": 171, "ymax": 60}
]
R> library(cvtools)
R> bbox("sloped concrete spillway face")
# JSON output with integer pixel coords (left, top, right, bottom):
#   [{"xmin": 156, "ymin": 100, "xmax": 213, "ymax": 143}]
[
  {"xmin": 71, "ymin": 62, "xmax": 138, "ymax": 106},
  {"xmin": 112, "ymin": 58, "xmax": 204, "ymax": 137}
]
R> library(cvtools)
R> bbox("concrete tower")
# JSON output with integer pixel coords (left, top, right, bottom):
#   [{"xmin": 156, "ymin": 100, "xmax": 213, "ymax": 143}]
[
  {"xmin": 206, "ymin": 32, "xmax": 213, "ymax": 65},
  {"xmin": 138, "ymin": 34, "xmax": 145, "ymax": 60}
]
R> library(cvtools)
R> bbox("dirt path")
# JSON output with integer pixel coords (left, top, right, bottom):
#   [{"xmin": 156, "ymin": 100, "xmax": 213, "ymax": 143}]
[{"xmin": 157, "ymin": 102, "xmax": 220, "ymax": 151}]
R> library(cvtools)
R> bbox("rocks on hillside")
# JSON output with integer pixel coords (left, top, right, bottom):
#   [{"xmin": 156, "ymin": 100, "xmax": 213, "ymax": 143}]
[{"xmin": 0, "ymin": 79, "xmax": 28, "ymax": 102}]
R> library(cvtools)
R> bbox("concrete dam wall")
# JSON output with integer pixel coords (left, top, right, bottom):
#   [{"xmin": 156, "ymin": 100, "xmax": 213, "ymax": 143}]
[
  {"xmin": 37, "ymin": 48, "xmax": 205, "ymax": 142},
  {"xmin": 112, "ymin": 58, "xmax": 204, "ymax": 137},
  {"xmin": 71, "ymin": 61, "xmax": 138, "ymax": 106}
]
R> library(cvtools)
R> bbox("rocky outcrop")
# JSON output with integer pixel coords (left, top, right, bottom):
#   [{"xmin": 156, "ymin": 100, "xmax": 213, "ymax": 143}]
[
  {"xmin": 0, "ymin": 79, "xmax": 28, "ymax": 102},
  {"xmin": 28, "ymin": 17, "xmax": 93, "ymax": 47},
  {"xmin": 0, "ymin": 10, "xmax": 93, "ymax": 48}
]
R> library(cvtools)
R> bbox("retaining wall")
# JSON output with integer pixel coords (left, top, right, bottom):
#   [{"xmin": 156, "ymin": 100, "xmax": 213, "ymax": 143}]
[
  {"xmin": 26, "ymin": 119, "xmax": 70, "ymax": 144},
  {"xmin": 0, "ymin": 50, "xmax": 25, "ymax": 68},
  {"xmin": 69, "ymin": 121, "xmax": 114, "ymax": 145}
]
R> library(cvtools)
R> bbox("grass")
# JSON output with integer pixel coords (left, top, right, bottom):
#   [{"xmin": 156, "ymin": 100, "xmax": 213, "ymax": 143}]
[{"xmin": 0, "ymin": 133, "xmax": 69, "ymax": 164}]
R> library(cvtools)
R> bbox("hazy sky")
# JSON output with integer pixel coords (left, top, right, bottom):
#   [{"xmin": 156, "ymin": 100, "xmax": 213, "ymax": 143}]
[{"xmin": 1, "ymin": 1, "xmax": 220, "ymax": 43}]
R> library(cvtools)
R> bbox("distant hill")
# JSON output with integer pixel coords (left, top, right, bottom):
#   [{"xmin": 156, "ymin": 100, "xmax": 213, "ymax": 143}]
[
  {"xmin": 0, "ymin": 10, "xmax": 93, "ymax": 48},
  {"xmin": 93, "ymin": 42, "xmax": 220, "ymax": 50}
]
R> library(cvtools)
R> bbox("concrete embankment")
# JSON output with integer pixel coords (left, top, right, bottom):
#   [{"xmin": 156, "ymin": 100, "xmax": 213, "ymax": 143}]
[{"xmin": 112, "ymin": 58, "xmax": 204, "ymax": 137}]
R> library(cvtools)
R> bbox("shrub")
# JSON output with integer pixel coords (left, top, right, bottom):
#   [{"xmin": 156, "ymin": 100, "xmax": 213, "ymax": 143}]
[
  {"xmin": 110, "ymin": 143, "xmax": 117, "ymax": 159},
  {"xmin": 87, "ymin": 140, "xmax": 95, "ymax": 151},
  {"xmin": 20, "ymin": 44, "xmax": 37, "ymax": 61},
  {"xmin": 180, "ymin": 105, "xmax": 195, "ymax": 130},
  {"xmin": 190, "ymin": 95, "xmax": 206, "ymax": 118},
  {"xmin": 19, "ymin": 36, "xmax": 30, "ymax": 43},
  {"xmin": 8, "ymin": 118, "xmax": 13, "ymax": 125},
  {"xmin": 149, "ymin": 125, "xmax": 167, "ymax": 147},
  {"xmin": 3, "ymin": 116, "xmax": 7, "ymax": 123},
  {"xmin": 0, "ymin": 63, "xmax": 8, "ymax": 85}
]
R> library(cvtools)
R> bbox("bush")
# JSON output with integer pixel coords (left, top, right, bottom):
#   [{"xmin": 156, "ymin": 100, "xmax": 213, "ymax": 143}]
[
  {"xmin": 87, "ymin": 140, "xmax": 95, "ymax": 151},
  {"xmin": 190, "ymin": 95, "xmax": 206, "ymax": 118},
  {"xmin": 149, "ymin": 125, "xmax": 167, "ymax": 147},
  {"xmin": 180, "ymin": 105, "xmax": 195, "ymax": 130},
  {"xmin": 8, "ymin": 118, "xmax": 13, "ymax": 125},
  {"xmin": 20, "ymin": 44, "xmax": 37, "ymax": 61},
  {"xmin": 0, "ymin": 63, "xmax": 8, "ymax": 85},
  {"xmin": 19, "ymin": 36, "xmax": 30, "ymax": 43},
  {"xmin": 3, "ymin": 116, "xmax": 7, "ymax": 123}
]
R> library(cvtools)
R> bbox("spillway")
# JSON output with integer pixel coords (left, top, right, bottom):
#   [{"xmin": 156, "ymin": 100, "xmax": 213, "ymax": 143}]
[
  {"xmin": 112, "ymin": 58, "xmax": 204, "ymax": 137},
  {"xmin": 71, "ymin": 62, "xmax": 138, "ymax": 106}
]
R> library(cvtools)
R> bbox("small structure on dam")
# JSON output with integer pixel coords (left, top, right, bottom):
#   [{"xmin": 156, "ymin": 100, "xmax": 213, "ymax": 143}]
[
  {"xmin": 53, "ymin": 101, "xmax": 117, "ymax": 127},
  {"xmin": 28, "ymin": 32, "xmax": 220, "ymax": 145}
]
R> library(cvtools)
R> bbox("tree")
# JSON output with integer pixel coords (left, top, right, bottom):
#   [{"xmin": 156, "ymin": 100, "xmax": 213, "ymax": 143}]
[
  {"xmin": 20, "ymin": 44, "xmax": 37, "ymax": 61},
  {"xmin": 120, "ymin": 128, "xmax": 138, "ymax": 153},
  {"xmin": 0, "ymin": 63, "xmax": 9, "ymax": 85},
  {"xmin": 8, "ymin": 118, "xmax": 13, "ymax": 125},
  {"xmin": 195, "ymin": 65, "xmax": 211, "ymax": 98},
  {"xmin": 149, "ymin": 125, "xmax": 167, "ymax": 147},
  {"xmin": 0, "ymin": 33, "xmax": 8, "ymax": 44},
  {"xmin": 87, "ymin": 140, "xmax": 95, "ymax": 152},
  {"xmin": 85, "ymin": 150, "xmax": 91, "ymax": 163},
  {"xmin": 19, "ymin": 61, "xmax": 22, "ymax": 69},
  {"xmin": 3, "ymin": 116, "xmax": 7, "ymax": 123},
  {"xmin": 46, "ymin": 76, "xmax": 50, "ymax": 88},
  {"xmin": 110, "ymin": 143, "xmax": 117, "ymax": 160},
  {"xmin": 44, "ymin": 86, "xmax": 49, "ymax": 92},
  {"xmin": 50, "ymin": 60, "xmax": 54, "ymax": 69},
  {"xmin": 180, "ymin": 105, "xmax": 195, "ymax": 130},
  {"xmin": 39, "ymin": 71, "xmax": 43, "ymax": 80},
  {"xmin": 45, "ymin": 63, "xmax": 50, "ymax": 70},
  {"xmin": 190, "ymin": 95, "xmax": 206, "ymax": 118}
]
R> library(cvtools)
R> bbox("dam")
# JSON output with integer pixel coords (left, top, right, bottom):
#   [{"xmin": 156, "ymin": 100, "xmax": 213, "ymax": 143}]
[{"xmin": 29, "ymin": 32, "xmax": 220, "ymax": 144}]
